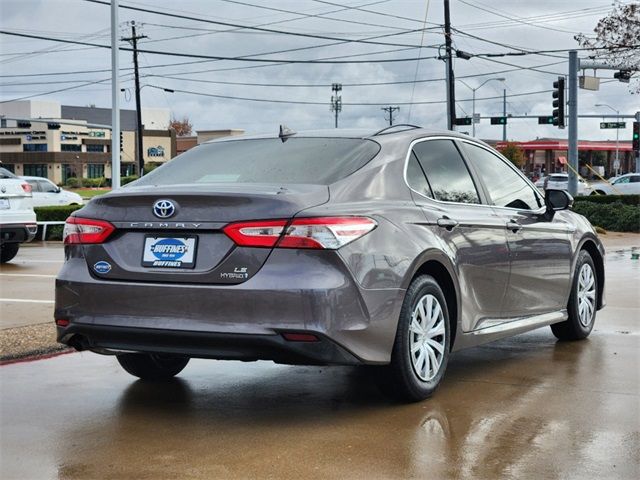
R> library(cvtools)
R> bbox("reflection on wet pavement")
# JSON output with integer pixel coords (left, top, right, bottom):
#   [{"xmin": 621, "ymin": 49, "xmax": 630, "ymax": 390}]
[{"xmin": 1, "ymin": 250, "xmax": 638, "ymax": 479}]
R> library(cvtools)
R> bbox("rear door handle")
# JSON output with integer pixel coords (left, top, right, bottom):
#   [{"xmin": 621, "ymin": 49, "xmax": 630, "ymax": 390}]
[
  {"xmin": 506, "ymin": 220, "xmax": 522, "ymax": 232},
  {"xmin": 437, "ymin": 217, "xmax": 459, "ymax": 230}
]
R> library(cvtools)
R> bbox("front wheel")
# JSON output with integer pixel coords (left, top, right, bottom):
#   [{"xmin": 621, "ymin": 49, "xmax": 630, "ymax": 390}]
[
  {"xmin": 380, "ymin": 275, "xmax": 451, "ymax": 402},
  {"xmin": 116, "ymin": 353, "xmax": 190, "ymax": 380},
  {"xmin": 551, "ymin": 250, "xmax": 597, "ymax": 340},
  {"xmin": 0, "ymin": 243, "xmax": 19, "ymax": 263}
]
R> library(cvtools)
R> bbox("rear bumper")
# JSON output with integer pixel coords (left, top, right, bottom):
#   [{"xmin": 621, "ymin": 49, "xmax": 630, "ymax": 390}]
[
  {"xmin": 57, "ymin": 324, "xmax": 361, "ymax": 365},
  {"xmin": 0, "ymin": 223, "xmax": 37, "ymax": 244},
  {"xmin": 55, "ymin": 249, "xmax": 405, "ymax": 364}
]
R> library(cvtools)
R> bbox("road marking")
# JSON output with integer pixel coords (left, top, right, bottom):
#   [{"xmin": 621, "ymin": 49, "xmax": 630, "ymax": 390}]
[
  {"xmin": 0, "ymin": 273, "xmax": 57, "ymax": 278},
  {"xmin": 0, "ymin": 298, "xmax": 54, "ymax": 304}
]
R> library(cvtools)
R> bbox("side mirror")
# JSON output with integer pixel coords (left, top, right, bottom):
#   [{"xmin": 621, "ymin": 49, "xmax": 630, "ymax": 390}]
[
  {"xmin": 55, "ymin": 186, "xmax": 62, "ymax": 193},
  {"xmin": 545, "ymin": 189, "xmax": 573, "ymax": 212}
]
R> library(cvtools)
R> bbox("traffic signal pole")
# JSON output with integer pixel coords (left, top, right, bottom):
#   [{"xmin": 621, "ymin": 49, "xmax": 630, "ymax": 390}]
[
  {"xmin": 636, "ymin": 112, "xmax": 640, "ymax": 174},
  {"xmin": 568, "ymin": 51, "xmax": 579, "ymax": 197},
  {"xmin": 110, "ymin": 0, "xmax": 120, "ymax": 189}
]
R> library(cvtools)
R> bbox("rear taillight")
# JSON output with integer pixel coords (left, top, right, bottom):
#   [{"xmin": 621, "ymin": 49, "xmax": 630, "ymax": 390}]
[
  {"xmin": 223, "ymin": 216, "xmax": 376, "ymax": 250},
  {"xmin": 63, "ymin": 217, "xmax": 115, "ymax": 244},
  {"xmin": 21, "ymin": 183, "xmax": 32, "ymax": 194}
]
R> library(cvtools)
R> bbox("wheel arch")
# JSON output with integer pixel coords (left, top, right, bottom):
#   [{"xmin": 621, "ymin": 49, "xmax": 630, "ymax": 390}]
[
  {"xmin": 578, "ymin": 237, "xmax": 605, "ymax": 310},
  {"xmin": 403, "ymin": 251, "xmax": 460, "ymax": 350}
]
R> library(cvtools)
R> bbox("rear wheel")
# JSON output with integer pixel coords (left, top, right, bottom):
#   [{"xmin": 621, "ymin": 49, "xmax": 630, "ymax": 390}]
[
  {"xmin": 551, "ymin": 250, "xmax": 597, "ymax": 340},
  {"xmin": 380, "ymin": 275, "xmax": 450, "ymax": 402},
  {"xmin": 0, "ymin": 243, "xmax": 19, "ymax": 264},
  {"xmin": 116, "ymin": 353, "xmax": 190, "ymax": 380}
]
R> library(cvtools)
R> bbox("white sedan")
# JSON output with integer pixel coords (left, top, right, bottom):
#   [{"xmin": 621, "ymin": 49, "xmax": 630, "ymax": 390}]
[
  {"xmin": 21, "ymin": 176, "xmax": 83, "ymax": 207},
  {"xmin": 543, "ymin": 173, "xmax": 594, "ymax": 196},
  {"xmin": 590, "ymin": 173, "xmax": 640, "ymax": 195}
]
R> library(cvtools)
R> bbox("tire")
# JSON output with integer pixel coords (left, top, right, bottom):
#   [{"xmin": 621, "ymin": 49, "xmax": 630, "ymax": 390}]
[
  {"xmin": 551, "ymin": 250, "xmax": 597, "ymax": 341},
  {"xmin": 0, "ymin": 243, "xmax": 19, "ymax": 264},
  {"xmin": 380, "ymin": 275, "xmax": 451, "ymax": 402},
  {"xmin": 116, "ymin": 353, "xmax": 190, "ymax": 380}
]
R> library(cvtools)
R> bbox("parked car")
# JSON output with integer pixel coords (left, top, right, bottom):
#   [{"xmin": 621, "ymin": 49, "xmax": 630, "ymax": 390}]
[
  {"xmin": 0, "ymin": 167, "xmax": 37, "ymax": 263},
  {"xmin": 590, "ymin": 173, "xmax": 640, "ymax": 195},
  {"xmin": 544, "ymin": 173, "xmax": 593, "ymax": 195},
  {"xmin": 55, "ymin": 127, "xmax": 605, "ymax": 401},
  {"xmin": 21, "ymin": 176, "xmax": 83, "ymax": 207}
]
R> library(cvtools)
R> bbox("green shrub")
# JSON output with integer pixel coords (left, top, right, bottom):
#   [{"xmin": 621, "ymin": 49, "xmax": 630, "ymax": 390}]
[
  {"xmin": 34, "ymin": 205, "xmax": 83, "ymax": 241},
  {"xmin": 121, "ymin": 175, "xmax": 139, "ymax": 185},
  {"xmin": 81, "ymin": 177, "xmax": 109, "ymax": 188},
  {"xmin": 65, "ymin": 177, "xmax": 80, "ymax": 188},
  {"xmin": 574, "ymin": 194, "xmax": 639, "ymax": 206},
  {"xmin": 573, "ymin": 201, "xmax": 640, "ymax": 233}
]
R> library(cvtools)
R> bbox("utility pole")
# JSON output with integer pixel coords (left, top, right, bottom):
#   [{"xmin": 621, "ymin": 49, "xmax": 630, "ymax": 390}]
[
  {"xmin": 636, "ymin": 111, "xmax": 640, "ymax": 174},
  {"xmin": 381, "ymin": 106, "xmax": 400, "ymax": 126},
  {"xmin": 568, "ymin": 50, "xmax": 579, "ymax": 197},
  {"xmin": 502, "ymin": 89, "xmax": 507, "ymax": 141},
  {"xmin": 110, "ymin": 0, "xmax": 120, "ymax": 189},
  {"xmin": 443, "ymin": 0, "xmax": 455, "ymax": 130},
  {"xmin": 330, "ymin": 83, "xmax": 342, "ymax": 128},
  {"xmin": 122, "ymin": 21, "xmax": 147, "ymax": 176}
]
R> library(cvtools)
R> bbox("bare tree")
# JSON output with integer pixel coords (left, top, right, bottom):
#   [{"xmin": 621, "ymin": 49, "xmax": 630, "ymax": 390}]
[
  {"xmin": 169, "ymin": 116, "xmax": 193, "ymax": 136},
  {"xmin": 575, "ymin": 2, "xmax": 639, "ymax": 92}
]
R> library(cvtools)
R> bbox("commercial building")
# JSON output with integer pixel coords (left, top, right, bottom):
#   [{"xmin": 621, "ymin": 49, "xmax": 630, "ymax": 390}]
[{"xmin": 0, "ymin": 100, "xmax": 176, "ymax": 183}]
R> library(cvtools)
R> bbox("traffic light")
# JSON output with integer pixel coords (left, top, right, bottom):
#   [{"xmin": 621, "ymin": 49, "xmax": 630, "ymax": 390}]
[
  {"xmin": 614, "ymin": 70, "xmax": 632, "ymax": 83},
  {"xmin": 538, "ymin": 116, "xmax": 554, "ymax": 125},
  {"xmin": 454, "ymin": 117, "xmax": 472, "ymax": 126},
  {"xmin": 119, "ymin": 131, "xmax": 124, "ymax": 152},
  {"xmin": 490, "ymin": 116, "xmax": 507, "ymax": 125},
  {"xmin": 633, "ymin": 122, "xmax": 640, "ymax": 153},
  {"xmin": 552, "ymin": 76, "xmax": 565, "ymax": 128}
]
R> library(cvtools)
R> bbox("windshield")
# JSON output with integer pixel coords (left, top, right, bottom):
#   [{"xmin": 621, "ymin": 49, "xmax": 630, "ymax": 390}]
[
  {"xmin": 133, "ymin": 137, "xmax": 380, "ymax": 187},
  {"xmin": 0, "ymin": 167, "xmax": 17, "ymax": 179}
]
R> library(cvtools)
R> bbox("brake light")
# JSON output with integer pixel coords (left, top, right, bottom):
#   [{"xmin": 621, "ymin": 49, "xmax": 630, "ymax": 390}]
[
  {"xmin": 21, "ymin": 183, "xmax": 32, "ymax": 194},
  {"xmin": 223, "ymin": 216, "xmax": 376, "ymax": 250},
  {"xmin": 63, "ymin": 217, "xmax": 115, "ymax": 244}
]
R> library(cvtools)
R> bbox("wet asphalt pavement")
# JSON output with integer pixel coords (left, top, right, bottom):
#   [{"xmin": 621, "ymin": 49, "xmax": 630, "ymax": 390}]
[{"xmin": 1, "ymin": 246, "xmax": 639, "ymax": 479}]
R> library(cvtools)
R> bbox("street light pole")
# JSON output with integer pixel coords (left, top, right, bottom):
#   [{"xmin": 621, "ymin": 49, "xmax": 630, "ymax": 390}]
[
  {"xmin": 596, "ymin": 103, "xmax": 620, "ymax": 175},
  {"xmin": 458, "ymin": 77, "xmax": 505, "ymax": 137}
]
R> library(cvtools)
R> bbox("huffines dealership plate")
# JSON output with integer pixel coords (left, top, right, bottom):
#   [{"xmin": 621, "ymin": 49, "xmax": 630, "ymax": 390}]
[{"xmin": 142, "ymin": 236, "xmax": 197, "ymax": 268}]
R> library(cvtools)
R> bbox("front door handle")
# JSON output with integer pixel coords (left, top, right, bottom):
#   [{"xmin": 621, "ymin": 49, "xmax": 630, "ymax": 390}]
[
  {"xmin": 506, "ymin": 220, "xmax": 522, "ymax": 233},
  {"xmin": 437, "ymin": 217, "xmax": 459, "ymax": 230}
]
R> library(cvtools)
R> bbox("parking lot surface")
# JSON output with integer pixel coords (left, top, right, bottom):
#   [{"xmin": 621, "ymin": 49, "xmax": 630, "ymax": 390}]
[{"xmin": 1, "ymin": 240, "xmax": 639, "ymax": 479}]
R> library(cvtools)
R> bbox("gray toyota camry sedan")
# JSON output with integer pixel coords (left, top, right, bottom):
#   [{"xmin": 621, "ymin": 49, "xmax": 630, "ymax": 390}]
[{"xmin": 55, "ymin": 126, "xmax": 605, "ymax": 401}]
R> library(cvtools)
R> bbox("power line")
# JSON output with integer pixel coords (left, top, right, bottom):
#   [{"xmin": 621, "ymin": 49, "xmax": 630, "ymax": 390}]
[
  {"xmin": 0, "ymin": 30, "xmax": 444, "ymax": 64},
  {"xmin": 82, "ymin": 0, "xmax": 440, "ymax": 50},
  {"xmin": 310, "ymin": 0, "xmax": 434, "ymax": 26}
]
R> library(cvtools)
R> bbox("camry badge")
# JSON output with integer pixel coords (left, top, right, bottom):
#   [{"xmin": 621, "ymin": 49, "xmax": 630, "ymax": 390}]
[{"xmin": 153, "ymin": 199, "xmax": 176, "ymax": 219}]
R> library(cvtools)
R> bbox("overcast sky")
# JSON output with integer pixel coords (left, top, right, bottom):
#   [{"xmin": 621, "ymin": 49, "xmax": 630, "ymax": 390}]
[{"xmin": 0, "ymin": 0, "xmax": 636, "ymax": 141}]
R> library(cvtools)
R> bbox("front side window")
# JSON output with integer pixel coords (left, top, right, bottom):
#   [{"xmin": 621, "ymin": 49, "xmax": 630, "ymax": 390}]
[
  {"xmin": 411, "ymin": 139, "xmax": 480, "ymax": 204},
  {"xmin": 38, "ymin": 180, "xmax": 58, "ymax": 193},
  {"xmin": 614, "ymin": 176, "xmax": 630, "ymax": 184},
  {"xmin": 462, "ymin": 142, "xmax": 542, "ymax": 210}
]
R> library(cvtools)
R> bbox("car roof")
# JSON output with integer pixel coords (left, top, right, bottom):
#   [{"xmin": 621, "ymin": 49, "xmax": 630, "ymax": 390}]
[
  {"xmin": 21, "ymin": 176, "xmax": 52, "ymax": 181},
  {"xmin": 202, "ymin": 126, "xmax": 477, "ymax": 145}
]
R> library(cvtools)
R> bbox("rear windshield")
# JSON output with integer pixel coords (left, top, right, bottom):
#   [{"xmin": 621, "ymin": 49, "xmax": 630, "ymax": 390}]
[
  {"xmin": 549, "ymin": 175, "xmax": 567, "ymax": 182},
  {"xmin": 133, "ymin": 137, "xmax": 380, "ymax": 186},
  {"xmin": 0, "ymin": 167, "xmax": 17, "ymax": 179}
]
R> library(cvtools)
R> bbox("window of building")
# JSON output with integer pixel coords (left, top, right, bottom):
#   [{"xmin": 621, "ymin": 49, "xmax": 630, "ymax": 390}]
[
  {"xmin": 86, "ymin": 144, "xmax": 105, "ymax": 153},
  {"xmin": 87, "ymin": 164, "xmax": 105, "ymax": 178},
  {"xmin": 62, "ymin": 164, "xmax": 75, "ymax": 183},
  {"xmin": 23, "ymin": 164, "xmax": 48, "ymax": 177},
  {"xmin": 23, "ymin": 144, "xmax": 47, "ymax": 152},
  {"xmin": 61, "ymin": 144, "xmax": 81, "ymax": 152},
  {"xmin": 411, "ymin": 140, "xmax": 480, "ymax": 204},
  {"xmin": 461, "ymin": 142, "xmax": 542, "ymax": 210}
]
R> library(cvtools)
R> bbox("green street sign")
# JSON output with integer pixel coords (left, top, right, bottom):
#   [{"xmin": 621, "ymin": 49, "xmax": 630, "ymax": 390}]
[{"xmin": 600, "ymin": 122, "xmax": 626, "ymax": 129}]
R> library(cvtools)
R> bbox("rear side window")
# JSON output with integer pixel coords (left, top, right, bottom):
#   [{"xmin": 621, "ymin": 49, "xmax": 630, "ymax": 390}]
[
  {"xmin": 411, "ymin": 140, "xmax": 480, "ymax": 204},
  {"xmin": 461, "ymin": 142, "xmax": 542, "ymax": 210},
  {"xmin": 133, "ymin": 138, "xmax": 380, "ymax": 186}
]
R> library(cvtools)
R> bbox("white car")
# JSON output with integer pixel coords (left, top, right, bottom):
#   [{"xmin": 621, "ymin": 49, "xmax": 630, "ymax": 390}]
[
  {"xmin": 590, "ymin": 173, "xmax": 640, "ymax": 195},
  {"xmin": 21, "ymin": 176, "xmax": 83, "ymax": 207},
  {"xmin": 0, "ymin": 167, "xmax": 37, "ymax": 263},
  {"xmin": 543, "ymin": 173, "xmax": 593, "ymax": 196}
]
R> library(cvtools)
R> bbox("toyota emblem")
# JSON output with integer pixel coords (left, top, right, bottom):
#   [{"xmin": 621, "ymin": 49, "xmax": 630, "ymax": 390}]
[{"xmin": 153, "ymin": 199, "xmax": 176, "ymax": 219}]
